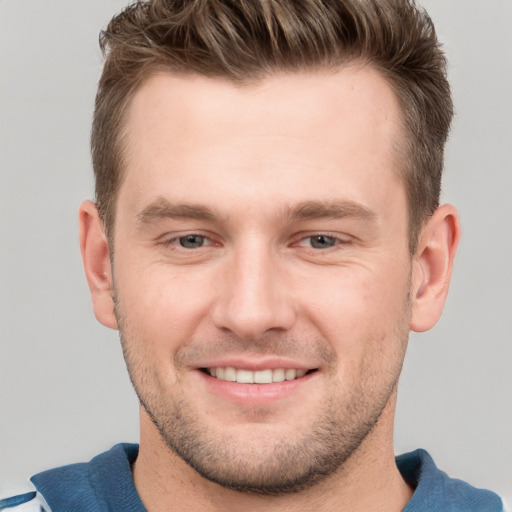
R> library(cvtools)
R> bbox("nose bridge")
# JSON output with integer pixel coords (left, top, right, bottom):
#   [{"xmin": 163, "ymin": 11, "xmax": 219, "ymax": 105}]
[{"xmin": 212, "ymin": 236, "xmax": 295, "ymax": 339}]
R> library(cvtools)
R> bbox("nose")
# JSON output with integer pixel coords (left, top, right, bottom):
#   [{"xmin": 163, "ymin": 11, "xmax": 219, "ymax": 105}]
[{"xmin": 212, "ymin": 241, "xmax": 297, "ymax": 340}]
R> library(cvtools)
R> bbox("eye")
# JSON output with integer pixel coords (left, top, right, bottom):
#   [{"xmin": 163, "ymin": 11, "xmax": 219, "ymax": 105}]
[
  {"xmin": 303, "ymin": 235, "xmax": 338, "ymax": 249},
  {"xmin": 178, "ymin": 234, "xmax": 207, "ymax": 249}
]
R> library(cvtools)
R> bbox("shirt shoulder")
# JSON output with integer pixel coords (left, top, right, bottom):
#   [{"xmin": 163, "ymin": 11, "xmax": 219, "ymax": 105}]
[
  {"xmin": 30, "ymin": 460, "xmax": 97, "ymax": 512},
  {"xmin": 397, "ymin": 449, "xmax": 505, "ymax": 512},
  {"xmin": 4, "ymin": 444, "xmax": 144, "ymax": 512}
]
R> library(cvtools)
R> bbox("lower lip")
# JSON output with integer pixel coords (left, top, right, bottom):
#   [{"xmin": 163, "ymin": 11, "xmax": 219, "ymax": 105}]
[{"xmin": 197, "ymin": 370, "xmax": 316, "ymax": 405}]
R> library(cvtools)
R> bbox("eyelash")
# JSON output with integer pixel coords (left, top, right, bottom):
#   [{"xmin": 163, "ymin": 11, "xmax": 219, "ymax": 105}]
[
  {"xmin": 294, "ymin": 233, "xmax": 348, "ymax": 250},
  {"xmin": 159, "ymin": 232, "xmax": 350, "ymax": 251},
  {"xmin": 159, "ymin": 234, "xmax": 215, "ymax": 249}
]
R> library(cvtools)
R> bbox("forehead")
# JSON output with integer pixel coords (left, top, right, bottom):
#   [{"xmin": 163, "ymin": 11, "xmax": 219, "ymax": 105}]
[
  {"xmin": 125, "ymin": 65, "xmax": 401, "ymax": 152},
  {"xmin": 120, "ymin": 66, "xmax": 404, "ymax": 219}
]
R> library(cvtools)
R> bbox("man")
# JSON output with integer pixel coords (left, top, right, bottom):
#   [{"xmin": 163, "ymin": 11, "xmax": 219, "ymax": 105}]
[{"xmin": 0, "ymin": 0, "xmax": 506, "ymax": 510}]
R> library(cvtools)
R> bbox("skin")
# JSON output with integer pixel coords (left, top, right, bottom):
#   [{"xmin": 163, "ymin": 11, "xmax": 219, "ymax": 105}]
[{"xmin": 80, "ymin": 65, "xmax": 460, "ymax": 511}]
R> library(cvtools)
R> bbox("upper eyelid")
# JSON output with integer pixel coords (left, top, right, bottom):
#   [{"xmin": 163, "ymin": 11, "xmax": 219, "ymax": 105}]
[
  {"xmin": 292, "ymin": 231, "xmax": 351, "ymax": 243},
  {"xmin": 157, "ymin": 233, "xmax": 216, "ymax": 248},
  {"xmin": 156, "ymin": 229, "xmax": 215, "ymax": 241}
]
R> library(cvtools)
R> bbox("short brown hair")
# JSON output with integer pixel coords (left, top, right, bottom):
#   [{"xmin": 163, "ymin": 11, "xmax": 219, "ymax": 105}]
[{"xmin": 92, "ymin": 0, "xmax": 453, "ymax": 252}]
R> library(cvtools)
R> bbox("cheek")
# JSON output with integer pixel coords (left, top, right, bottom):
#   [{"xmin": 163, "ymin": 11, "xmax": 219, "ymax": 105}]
[
  {"xmin": 296, "ymin": 259, "xmax": 411, "ymax": 357},
  {"xmin": 114, "ymin": 261, "xmax": 215, "ymax": 351},
  {"xmin": 305, "ymin": 267, "xmax": 407, "ymax": 318}
]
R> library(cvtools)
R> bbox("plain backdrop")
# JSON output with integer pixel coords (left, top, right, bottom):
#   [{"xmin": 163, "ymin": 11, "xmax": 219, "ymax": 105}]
[{"xmin": 1, "ymin": 0, "xmax": 511, "ymax": 504}]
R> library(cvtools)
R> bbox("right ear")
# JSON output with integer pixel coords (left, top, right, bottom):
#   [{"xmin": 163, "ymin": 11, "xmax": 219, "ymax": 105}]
[{"xmin": 79, "ymin": 200, "xmax": 118, "ymax": 330}]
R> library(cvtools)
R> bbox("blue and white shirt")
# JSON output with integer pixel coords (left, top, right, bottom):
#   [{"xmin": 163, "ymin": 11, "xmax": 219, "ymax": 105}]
[{"xmin": 0, "ymin": 444, "xmax": 505, "ymax": 511}]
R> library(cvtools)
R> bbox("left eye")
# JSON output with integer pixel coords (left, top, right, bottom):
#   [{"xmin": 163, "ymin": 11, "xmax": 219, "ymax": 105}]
[
  {"xmin": 178, "ymin": 235, "xmax": 207, "ymax": 248},
  {"xmin": 302, "ymin": 235, "xmax": 338, "ymax": 249}
]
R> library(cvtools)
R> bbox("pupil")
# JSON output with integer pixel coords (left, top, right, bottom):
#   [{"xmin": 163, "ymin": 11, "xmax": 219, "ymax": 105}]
[
  {"xmin": 180, "ymin": 235, "xmax": 204, "ymax": 248},
  {"xmin": 312, "ymin": 235, "xmax": 334, "ymax": 248}
]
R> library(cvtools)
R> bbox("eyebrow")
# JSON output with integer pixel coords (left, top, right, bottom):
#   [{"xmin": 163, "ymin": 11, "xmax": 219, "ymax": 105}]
[
  {"xmin": 136, "ymin": 198, "xmax": 219, "ymax": 224},
  {"xmin": 135, "ymin": 197, "xmax": 377, "ymax": 226},
  {"xmin": 286, "ymin": 200, "xmax": 377, "ymax": 223}
]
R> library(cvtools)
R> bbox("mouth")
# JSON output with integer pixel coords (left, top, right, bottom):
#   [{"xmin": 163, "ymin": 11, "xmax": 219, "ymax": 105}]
[{"xmin": 201, "ymin": 367, "xmax": 316, "ymax": 384}]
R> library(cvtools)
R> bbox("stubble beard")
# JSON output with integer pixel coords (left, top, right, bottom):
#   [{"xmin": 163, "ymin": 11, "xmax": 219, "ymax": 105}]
[{"xmin": 114, "ymin": 294, "xmax": 411, "ymax": 496}]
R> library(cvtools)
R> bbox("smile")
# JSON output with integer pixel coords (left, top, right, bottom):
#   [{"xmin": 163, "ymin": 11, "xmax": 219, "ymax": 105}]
[{"xmin": 205, "ymin": 367, "xmax": 312, "ymax": 384}]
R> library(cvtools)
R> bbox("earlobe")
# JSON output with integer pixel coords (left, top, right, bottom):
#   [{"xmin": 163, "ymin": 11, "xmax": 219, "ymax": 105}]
[
  {"xmin": 410, "ymin": 204, "xmax": 460, "ymax": 332},
  {"xmin": 79, "ymin": 200, "xmax": 118, "ymax": 330}
]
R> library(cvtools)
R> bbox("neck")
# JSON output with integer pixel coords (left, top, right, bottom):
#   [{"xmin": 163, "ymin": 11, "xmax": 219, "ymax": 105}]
[{"xmin": 132, "ymin": 398, "xmax": 413, "ymax": 512}]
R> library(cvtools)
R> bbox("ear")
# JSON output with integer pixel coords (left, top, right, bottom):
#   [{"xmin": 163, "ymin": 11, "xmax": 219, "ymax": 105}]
[
  {"xmin": 79, "ymin": 200, "xmax": 118, "ymax": 330},
  {"xmin": 410, "ymin": 204, "xmax": 460, "ymax": 332}
]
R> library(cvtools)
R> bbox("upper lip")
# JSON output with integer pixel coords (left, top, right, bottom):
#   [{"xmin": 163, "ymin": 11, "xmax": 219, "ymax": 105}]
[{"xmin": 193, "ymin": 356, "xmax": 318, "ymax": 372}]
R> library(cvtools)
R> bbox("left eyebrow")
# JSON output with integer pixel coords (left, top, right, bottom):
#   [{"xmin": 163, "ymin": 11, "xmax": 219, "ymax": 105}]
[
  {"xmin": 136, "ymin": 198, "xmax": 220, "ymax": 224},
  {"xmin": 285, "ymin": 200, "xmax": 377, "ymax": 223}
]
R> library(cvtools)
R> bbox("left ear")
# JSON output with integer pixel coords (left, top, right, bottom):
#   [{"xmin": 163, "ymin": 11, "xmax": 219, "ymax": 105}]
[{"xmin": 410, "ymin": 204, "xmax": 460, "ymax": 332}]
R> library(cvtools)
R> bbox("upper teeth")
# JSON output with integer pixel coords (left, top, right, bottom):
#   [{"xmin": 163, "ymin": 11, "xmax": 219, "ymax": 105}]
[{"xmin": 208, "ymin": 367, "xmax": 308, "ymax": 384}]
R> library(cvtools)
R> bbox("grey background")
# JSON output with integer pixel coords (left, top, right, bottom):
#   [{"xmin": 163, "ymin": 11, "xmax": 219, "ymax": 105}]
[{"xmin": 1, "ymin": 0, "xmax": 511, "ymax": 503}]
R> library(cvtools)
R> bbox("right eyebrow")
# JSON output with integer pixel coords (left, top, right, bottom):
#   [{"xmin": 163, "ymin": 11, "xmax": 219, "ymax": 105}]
[{"xmin": 135, "ymin": 198, "xmax": 219, "ymax": 224}]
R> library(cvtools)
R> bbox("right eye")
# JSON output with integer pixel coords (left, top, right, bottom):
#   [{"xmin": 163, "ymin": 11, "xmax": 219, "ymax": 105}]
[
  {"xmin": 177, "ymin": 234, "xmax": 207, "ymax": 249},
  {"xmin": 302, "ymin": 234, "xmax": 338, "ymax": 249}
]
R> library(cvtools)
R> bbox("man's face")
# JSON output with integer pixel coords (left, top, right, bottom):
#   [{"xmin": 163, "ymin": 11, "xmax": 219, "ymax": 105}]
[{"xmin": 112, "ymin": 67, "xmax": 413, "ymax": 493}]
